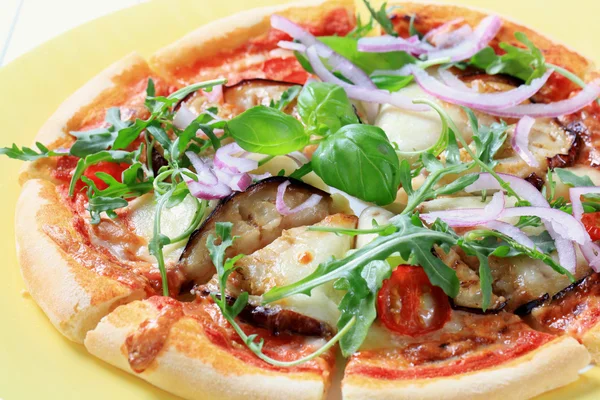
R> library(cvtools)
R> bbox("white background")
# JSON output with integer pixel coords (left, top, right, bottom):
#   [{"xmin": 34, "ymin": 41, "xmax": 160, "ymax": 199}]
[{"xmin": 0, "ymin": 0, "xmax": 148, "ymax": 66}]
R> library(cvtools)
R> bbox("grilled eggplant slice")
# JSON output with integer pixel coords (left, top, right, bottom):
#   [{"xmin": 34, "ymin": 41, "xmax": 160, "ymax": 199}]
[
  {"xmin": 178, "ymin": 177, "xmax": 332, "ymax": 284},
  {"xmin": 223, "ymin": 78, "xmax": 298, "ymax": 112}
]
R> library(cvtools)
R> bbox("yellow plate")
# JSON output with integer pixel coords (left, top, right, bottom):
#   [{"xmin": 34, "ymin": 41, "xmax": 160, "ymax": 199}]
[{"xmin": 1, "ymin": 0, "xmax": 600, "ymax": 398}]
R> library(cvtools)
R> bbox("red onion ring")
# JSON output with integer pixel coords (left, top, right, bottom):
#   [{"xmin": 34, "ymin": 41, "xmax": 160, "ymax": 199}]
[
  {"xmin": 475, "ymin": 80, "xmax": 600, "ymax": 118},
  {"xmin": 214, "ymin": 142, "xmax": 258, "ymax": 174},
  {"xmin": 173, "ymin": 104, "xmax": 198, "ymax": 130},
  {"xmin": 203, "ymin": 84, "xmax": 223, "ymax": 103},
  {"xmin": 407, "ymin": 65, "xmax": 553, "ymax": 111},
  {"xmin": 423, "ymin": 18, "xmax": 464, "ymax": 42},
  {"xmin": 466, "ymin": 173, "xmax": 577, "ymax": 272},
  {"xmin": 276, "ymin": 180, "xmax": 323, "ymax": 215},
  {"xmin": 357, "ymin": 35, "xmax": 431, "ymax": 55},
  {"xmin": 437, "ymin": 68, "xmax": 474, "ymax": 91},
  {"xmin": 271, "ymin": 15, "xmax": 318, "ymax": 47},
  {"xmin": 185, "ymin": 152, "xmax": 218, "ymax": 185},
  {"xmin": 431, "ymin": 24, "xmax": 473, "ymax": 49},
  {"xmin": 570, "ymin": 187, "xmax": 600, "ymax": 271},
  {"xmin": 484, "ymin": 220, "xmax": 535, "ymax": 249},
  {"xmin": 501, "ymin": 207, "xmax": 587, "ymax": 245},
  {"xmin": 306, "ymin": 46, "xmax": 427, "ymax": 111},
  {"xmin": 511, "ymin": 116, "xmax": 540, "ymax": 168},
  {"xmin": 427, "ymin": 15, "xmax": 502, "ymax": 62},
  {"xmin": 420, "ymin": 191, "xmax": 505, "ymax": 227},
  {"xmin": 285, "ymin": 151, "xmax": 309, "ymax": 167},
  {"xmin": 277, "ymin": 40, "xmax": 307, "ymax": 52},
  {"xmin": 185, "ymin": 177, "xmax": 232, "ymax": 200}
]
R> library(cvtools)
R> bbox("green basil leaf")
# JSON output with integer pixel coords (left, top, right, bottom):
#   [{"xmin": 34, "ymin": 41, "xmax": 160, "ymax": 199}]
[
  {"xmin": 297, "ymin": 82, "xmax": 358, "ymax": 136},
  {"xmin": 226, "ymin": 105, "xmax": 309, "ymax": 155},
  {"xmin": 312, "ymin": 124, "xmax": 400, "ymax": 205},
  {"xmin": 371, "ymin": 74, "xmax": 414, "ymax": 92}
]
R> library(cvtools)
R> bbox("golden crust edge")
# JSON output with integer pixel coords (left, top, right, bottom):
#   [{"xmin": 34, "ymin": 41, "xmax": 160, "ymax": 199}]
[
  {"xmin": 341, "ymin": 336, "xmax": 590, "ymax": 400},
  {"xmin": 149, "ymin": 0, "xmax": 355, "ymax": 82},
  {"xmin": 15, "ymin": 179, "xmax": 146, "ymax": 343},
  {"xmin": 84, "ymin": 299, "xmax": 331, "ymax": 400}
]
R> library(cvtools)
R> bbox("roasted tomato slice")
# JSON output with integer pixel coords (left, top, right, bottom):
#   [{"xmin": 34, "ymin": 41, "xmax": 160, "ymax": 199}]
[
  {"xmin": 83, "ymin": 161, "xmax": 129, "ymax": 190},
  {"xmin": 582, "ymin": 212, "xmax": 600, "ymax": 242},
  {"xmin": 377, "ymin": 265, "xmax": 451, "ymax": 337}
]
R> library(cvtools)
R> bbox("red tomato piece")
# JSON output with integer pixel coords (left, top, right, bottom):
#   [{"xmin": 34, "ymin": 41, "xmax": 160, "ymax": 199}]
[
  {"xmin": 83, "ymin": 162, "xmax": 129, "ymax": 190},
  {"xmin": 377, "ymin": 265, "xmax": 451, "ymax": 337},
  {"xmin": 582, "ymin": 211, "xmax": 600, "ymax": 242}
]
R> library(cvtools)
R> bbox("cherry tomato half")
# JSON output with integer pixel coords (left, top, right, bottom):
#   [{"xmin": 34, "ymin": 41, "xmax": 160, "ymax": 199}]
[
  {"xmin": 377, "ymin": 265, "xmax": 451, "ymax": 337},
  {"xmin": 83, "ymin": 162, "xmax": 129, "ymax": 190},
  {"xmin": 582, "ymin": 212, "xmax": 600, "ymax": 242}
]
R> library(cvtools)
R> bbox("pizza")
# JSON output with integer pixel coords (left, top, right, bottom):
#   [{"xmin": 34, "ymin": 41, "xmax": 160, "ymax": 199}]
[{"xmin": 6, "ymin": 0, "xmax": 600, "ymax": 398}]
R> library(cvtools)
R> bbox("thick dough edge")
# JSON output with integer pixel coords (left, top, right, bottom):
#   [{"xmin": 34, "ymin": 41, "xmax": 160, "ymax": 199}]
[
  {"xmin": 85, "ymin": 299, "xmax": 330, "ymax": 400},
  {"xmin": 342, "ymin": 336, "xmax": 590, "ymax": 400},
  {"xmin": 15, "ymin": 179, "xmax": 146, "ymax": 343},
  {"xmin": 149, "ymin": 0, "xmax": 355, "ymax": 83}
]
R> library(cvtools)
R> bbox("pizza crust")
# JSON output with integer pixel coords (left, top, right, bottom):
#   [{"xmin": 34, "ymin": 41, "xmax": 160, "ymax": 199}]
[
  {"xmin": 85, "ymin": 299, "xmax": 332, "ymax": 400},
  {"xmin": 149, "ymin": 0, "xmax": 355, "ymax": 83},
  {"xmin": 15, "ymin": 179, "xmax": 147, "ymax": 343},
  {"xmin": 342, "ymin": 336, "xmax": 590, "ymax": 400},
  {"xmin": 19, "ymin": 53, "xmax": 157, "ymax": 184}
]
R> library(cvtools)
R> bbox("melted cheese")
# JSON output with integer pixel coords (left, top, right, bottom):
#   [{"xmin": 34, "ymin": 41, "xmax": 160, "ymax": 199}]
[
  {"xmin": 237, "ymin": 213, "xmax": 357, "ymax": 328},
  {"xmin": 356, "ymin": 206, "xmax": 394, "ymax": 248},
  {"xmin": 127, "ymin": 193, "xmax": 213, "ymax": 265}
]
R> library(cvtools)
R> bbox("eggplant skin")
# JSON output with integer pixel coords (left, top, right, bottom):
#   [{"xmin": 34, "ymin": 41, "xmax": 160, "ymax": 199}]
[
  {"xmin": 178, "ymin": 177, "xmax": 332, "ymax": 285},
  {"xmin": 450, "ymin": 300, "xmax": 507, "ymax": 315},
  {"xmin": 547, "ymin": 122, "xmax": 583, "ymax": 169},
  {"xmin": 513, "ymin": 293, "xmax": 550, "ymax": 316}
]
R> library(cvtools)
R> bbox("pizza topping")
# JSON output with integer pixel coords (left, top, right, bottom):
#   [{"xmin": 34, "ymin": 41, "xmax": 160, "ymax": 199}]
[
  {"xmin": 377, "ymin": 265, "xmax": 451, "ymax": 336},
  {"xmin": 511, "ymin": 116, "xmax": 540, "ymax": 168},
  {"xmin": 276, "ymin": 180, "xmax": 322, "ymax": 215}
]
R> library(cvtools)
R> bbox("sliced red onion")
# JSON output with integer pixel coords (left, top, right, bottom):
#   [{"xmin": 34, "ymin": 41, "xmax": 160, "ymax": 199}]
[
  {"xmin": 466, "ymin": 173, "xmax": 577, "ymax": 272},
  {"xmin": 185, "ymin": 151, "xmax": 217, "ymax": 185},
  {"xmin": 423, "ymin": 18, "xmax": 464, "ymax": 41},
  {"xmin": 203, "ymin": 84, "xmax": 223, "ymax": 103},
  {"xmin": 407, "ymin": 65, "xmax": 553, "ymax": 111},
  {"xmin": 306, "ymin": 46, "xmax": 427, "ymax": 111},
  {"xmin": 570, "ymin": 187, "xmax": 600, "ymax": 271},
  {"xmin": 173, "ymin": 104, "xmax": 198, "ymax": 130},
  {"xmin": 420, "ymin": 191, "xmax": 505, "ymax": 227},
  {"xmin": 357, "ymin": 35, "xmax": 431, "ymax": 55},
  {"xmin": 276, "ymin": 180, "xmax": 323, "ymax": 215},
  {"xmin": 214, "ymin": 142, "xmax": 258, "ymax": 174},
  {"xmin": 214, "ymin": 167, "xmax": 253, "ymax": 192},
  {"xmin": 277, "ymin": 40, "xmax": 307, "ymax": 52},
  {"xmin": 185, "ymin": 177, "xmax": 232, "ymax": 200},
  {"xmin": 479, "ymin": 80, "xmax": 600, "ymax": 118},
  {"xmin": 511, "ymin": 116, "xmax": 539, "ymax": 168},
  {"xmin": 431, "ymin": 24, "xmax": 473, "ymax": 49},
  {"xmin": 271, "ymin": 15, "xmax": 318, "ymax": 47},
  {"xmin": 437, "ymin": 68, "xmax": 474, "ymax": 91},
  {"xmin": 501, "ymin": 207, "xmax": 587, "ymax": 245},
  {"xmin": 426, "ymin": 15, "xmax": 502, "ymax": 62},
  {"xmin": 484, "ymin": 220, "xmax": 535, "ymax": 249},
  {"xmin": 250, "ymin": 172, "xmax": 272, "ymax": 181},
  {"xmin": 285, "ymin": 151, "xmax": 309, "ymax": 167}
]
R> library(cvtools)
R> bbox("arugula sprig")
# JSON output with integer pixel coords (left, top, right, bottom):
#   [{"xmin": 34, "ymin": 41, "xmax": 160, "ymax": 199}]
[
  {"xmin": 208, "ymin": 222, "xmax": 356, "ymax": 366},
  {"xmin": 361, "ymin": 0, "xmax": 397, "ymax": 37},
  {"xmin": 0, "ymin": 142, "xmax": 68, "ymax": 161}
]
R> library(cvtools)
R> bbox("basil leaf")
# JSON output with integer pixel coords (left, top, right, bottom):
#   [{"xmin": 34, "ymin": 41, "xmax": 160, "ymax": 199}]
[
  {"xmin": 312, "ymin": 124, "xmax": 400, "ymax": 205},
  {"xmin": 337, "ymin": 260, "xmax": 391, "ymax": 357},
  {"xmin": 226, "ymin": 105, "xmax": 309, "ymax": 155},
  {"xmin": 555, "ymin": 168, "xmax": 595, "ymax": 187},
  {"xmin": 297, "ymin": 36, "xmax": 415, "ymax": 76},
  {"xmin": 297, "ymin": 82, "xmax": 358, "ymax": 136},
  {"xmin": 371, "ymin": 74, "xmax": 414, "ymax": 92}
]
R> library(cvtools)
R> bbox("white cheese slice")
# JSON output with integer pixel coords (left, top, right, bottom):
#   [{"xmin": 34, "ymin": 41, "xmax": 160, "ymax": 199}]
[{"xmin": 237, "ymin": 213, "xmax": 357, "ymax": 329}]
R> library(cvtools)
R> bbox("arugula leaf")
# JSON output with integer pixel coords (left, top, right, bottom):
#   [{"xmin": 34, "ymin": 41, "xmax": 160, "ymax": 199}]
[
  {"xmin": 297, "ymin": 82, "xmax": 358, "ymax": 136},
  {"xmin": 70, "ymin": 127, "xmax": 118, "ymax": 158},
  {"xmin": 270, "ymin": 85, "xmax": 302, "ymax": 111},
  {"xmin": 409, "ymin": 14, "xmax": 424, "ymax": 39},
  {"xmin": 463, "ymin": 107, "xmax": 507, "ymax": 168},
  {"xmin": 68, "ymin": 150, "xmax": 136, "ymax": 196},
  {"xmin": 312, "ymin": 124, "xmax": 400, "ymax": 205},
  {"xmin": 470, "ymin": 32, "xmax": 547, "ymax": 83},
  {"xmin": 371, "ymin": 74, "xmax": 414, "ymax": 92},
  {"xmin": 226, "ymin": 106, "xmax": 309, "ymax": 155},
  {"xmin": 0, "ymin": 142, "xmax": 68, "ymax": 161},
  {"xmin": 555, "ymin": 168, "xmax": 595, "ymax": 187},
  {"xmin": 335, "ymin": 260, "xmax": 391, "ymax": 356},
  {"xmin": 361, "ymin": 0, "xmax": 397, "ymax": 37},
  {"xmin": 346, "ymin": 14, "xmax": 375, "ymax": 39},
  {"xmin": 263, "ymin": 214, "xmax": 460, "ymax": 304}
]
